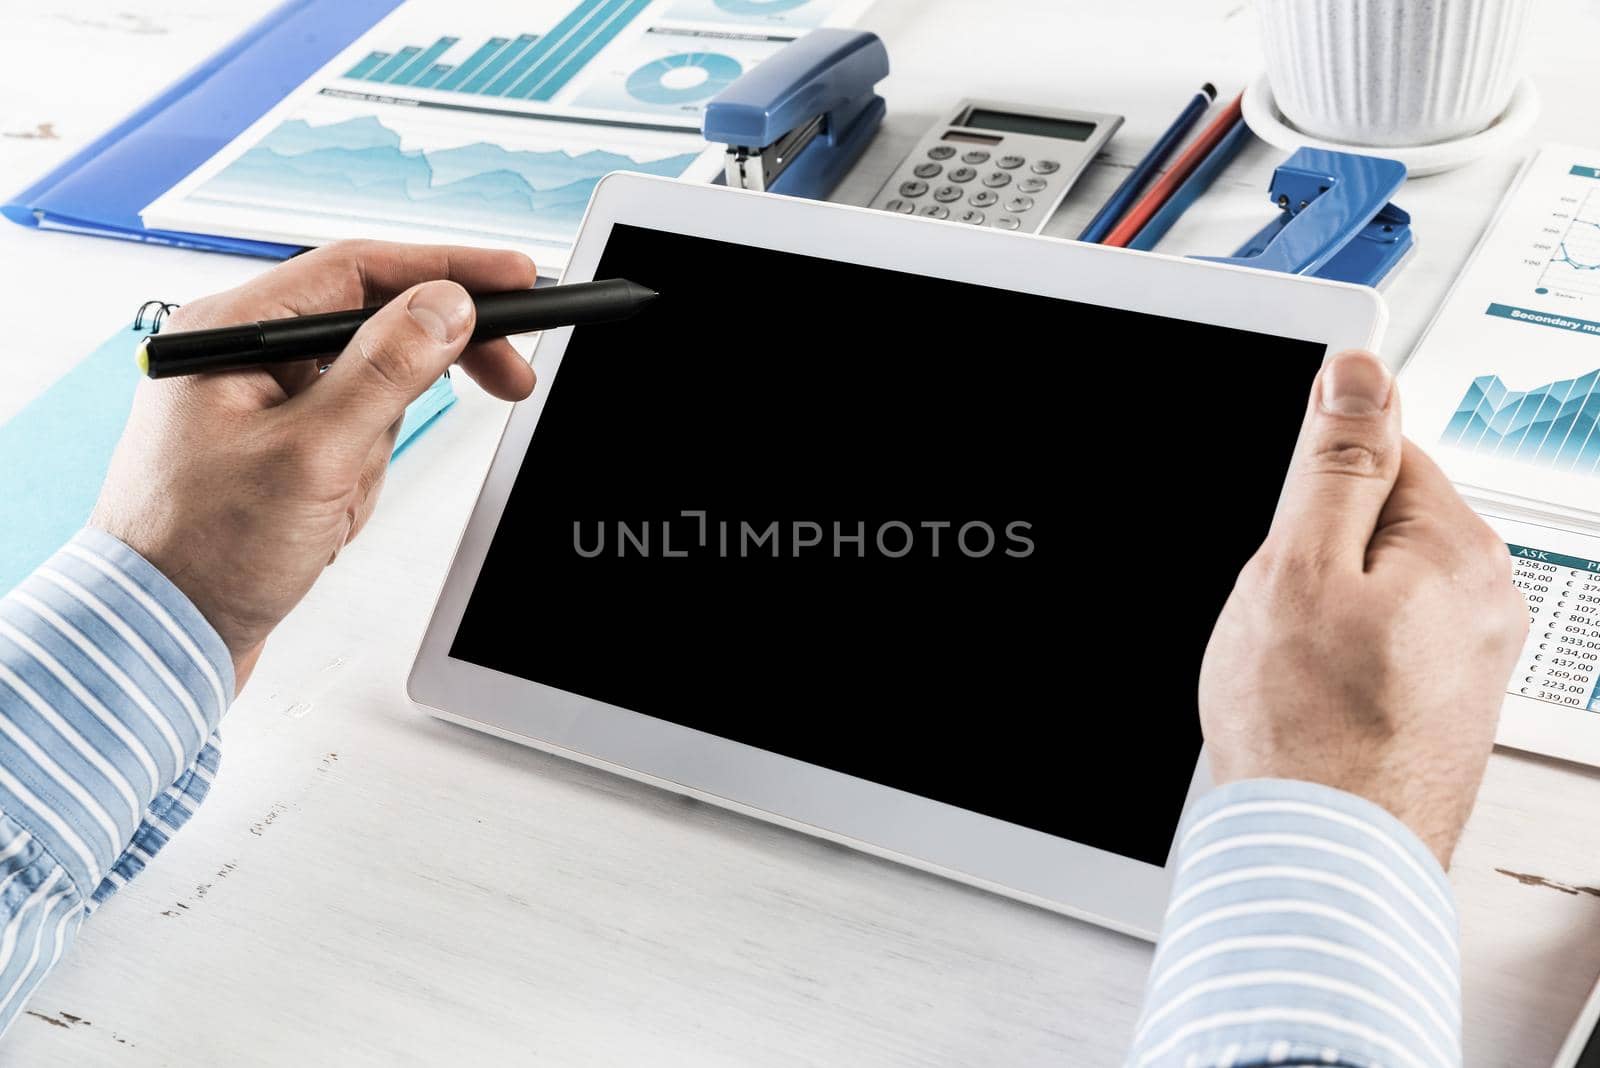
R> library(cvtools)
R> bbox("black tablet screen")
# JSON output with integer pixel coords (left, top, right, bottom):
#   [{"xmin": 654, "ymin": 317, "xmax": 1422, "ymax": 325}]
[{"xmin": 449, "ymin": 223, "xmax": 1325, "ymax": 867}]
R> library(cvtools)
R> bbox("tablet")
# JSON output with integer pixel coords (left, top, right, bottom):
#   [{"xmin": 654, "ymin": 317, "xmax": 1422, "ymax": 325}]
[
  {"xmin": 409, "ymin": 175, "xmax": 1386, "ymax": 938},
  {"xmin": 1556, "ymin": 973, "xmax": 1600, "ymax": 1067}
]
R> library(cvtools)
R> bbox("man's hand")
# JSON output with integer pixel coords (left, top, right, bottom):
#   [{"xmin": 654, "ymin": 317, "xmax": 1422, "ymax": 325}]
[
  {"xmin": 91, "ymin": 241, "xmax": 538, "ymax": 690},
  {"xmin": 1199, "ymin": 349, "xmax": 1527, "ymax": 865}
]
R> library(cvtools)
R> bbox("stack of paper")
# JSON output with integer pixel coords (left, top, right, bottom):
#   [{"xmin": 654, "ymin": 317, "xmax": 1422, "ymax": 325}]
[
  {"xmin": 1399, "ymin": 142, "xmax": 1600, "ymax": 770},
  {"xmin": 142, "ymin": 0, "xmax": 871, "ymax": 276},
  {"xmin": 1401, "ymin": 144, "xmax": 1600, "ymax": 531}
]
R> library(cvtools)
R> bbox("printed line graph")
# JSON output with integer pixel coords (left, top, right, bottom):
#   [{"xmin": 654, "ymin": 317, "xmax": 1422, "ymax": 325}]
[
  {"xmin": 1539, "ymin": 187, "xmax": 1600, "ymax": 298},
  {"xmin": 189, "ymin": 115, "xmax": 700, "ymax": 243}
]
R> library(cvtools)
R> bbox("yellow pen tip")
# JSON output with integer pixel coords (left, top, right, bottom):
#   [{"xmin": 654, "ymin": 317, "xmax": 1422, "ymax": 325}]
[{"xmin": 135, "ymin": 340, "xmax": 149, "ymax": 376}]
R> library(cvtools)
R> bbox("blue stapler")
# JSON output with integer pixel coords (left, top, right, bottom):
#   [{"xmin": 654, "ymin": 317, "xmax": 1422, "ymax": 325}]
[
  {"xmin": 703, "ymin": 29, "xmax": 888, "ymax": 199},
  {"xmin": 1196, "ymin": 148, "xmax": 1414, "ymax": 287}
]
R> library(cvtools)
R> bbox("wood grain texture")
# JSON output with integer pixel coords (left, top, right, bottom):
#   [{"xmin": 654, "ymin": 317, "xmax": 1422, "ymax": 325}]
[{"xmin": 3, "ymin": 2, "xmax": 1600, "ymax": 1064}]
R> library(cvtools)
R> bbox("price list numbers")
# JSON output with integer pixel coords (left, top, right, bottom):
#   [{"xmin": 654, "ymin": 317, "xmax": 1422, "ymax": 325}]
[{"xmin": 1509, "ymin": 543, "xmax": 1600, "ymax": 711}]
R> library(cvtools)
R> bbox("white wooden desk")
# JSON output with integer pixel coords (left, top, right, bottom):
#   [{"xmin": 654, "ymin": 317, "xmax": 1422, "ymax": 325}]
[{"xmin": 3, "ymin": 2, "xmax": 1600, "ymax": 1064}]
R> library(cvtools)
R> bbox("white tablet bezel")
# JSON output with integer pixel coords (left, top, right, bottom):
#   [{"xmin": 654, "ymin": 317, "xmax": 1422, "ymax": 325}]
[
  {"xmin": 1554, "ymin": 969, "xmax": 1600, "ymax": 1066},
  {"xmin": 408, "ymin": 174, "xmax": 1387, "ymax": 939}
]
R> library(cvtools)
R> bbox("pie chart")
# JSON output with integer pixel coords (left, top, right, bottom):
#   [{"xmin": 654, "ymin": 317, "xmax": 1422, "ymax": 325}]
[{"xmin": 625, "ymin": 51, "xmax": 743, "ymax": 106}]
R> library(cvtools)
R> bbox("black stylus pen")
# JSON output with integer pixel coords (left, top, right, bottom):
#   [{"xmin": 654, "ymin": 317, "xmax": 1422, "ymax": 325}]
[{"xmin": 137, "ymin": 278, "xmax": 658, "ymax": 379}]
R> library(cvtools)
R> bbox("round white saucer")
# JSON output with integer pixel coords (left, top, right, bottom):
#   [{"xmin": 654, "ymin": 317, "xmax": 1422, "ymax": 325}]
[{"xmin": 1240, "ymin": 72, "xmax": 1541, "ymax": 177}]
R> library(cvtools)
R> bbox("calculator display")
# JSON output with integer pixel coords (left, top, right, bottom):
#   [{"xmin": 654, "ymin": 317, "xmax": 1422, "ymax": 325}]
[
  {"xmin": 960, "ymin": 108, "xmax": 1096, "ymax": 141},
  {"xmin": 940, "ymin": 130, "xmax": 1003, "ymax": 146}
]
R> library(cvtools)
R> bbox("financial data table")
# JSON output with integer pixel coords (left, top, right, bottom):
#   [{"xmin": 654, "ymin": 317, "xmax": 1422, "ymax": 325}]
[{"xmin": 1509, "ymin": 541, "xmax": 1600, "ymax": 711}]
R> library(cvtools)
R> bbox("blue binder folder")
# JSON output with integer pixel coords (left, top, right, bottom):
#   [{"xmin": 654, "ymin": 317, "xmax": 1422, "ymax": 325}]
[{"xmin": 2, "ymin": 0, "xmax": 403, "ymax": 257}]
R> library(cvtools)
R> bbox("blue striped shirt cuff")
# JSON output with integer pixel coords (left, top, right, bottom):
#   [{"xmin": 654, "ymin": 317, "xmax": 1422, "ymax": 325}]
[
  {"xmin": 0, "ymin": 528, "xmax": 233, "ymax": 898},
  {"xmin": 1127, "ymin": 779, "xmax": 1461, "ymax": 1068}
]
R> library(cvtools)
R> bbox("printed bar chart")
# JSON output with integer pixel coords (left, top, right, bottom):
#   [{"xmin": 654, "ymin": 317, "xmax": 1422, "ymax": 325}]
[
  {"xmin": 462, "ymin": 35, "xmax": 538, "ymax": 93},
  {"xmin": 345, "ymin": 51, "xmax": 390, "ymax": 80},
  {"xmin": 340, "ymin": 0, "xmax": 652, "ymax": 100},
  {"xmin": 1444, "ymin": 368, "xmax": 1600, "ymax": 472},
  {"xmin": 486, "ymin": 34, "xmax": 554, "ymax": 95},
  {"xmin": 386, "ymin": 36, "xmax": 458, "ymax": 84},
  {"xmin": 437, "ymin": 37, "xmax": 510, "ymax": 91},
  {"xmin": 369, "ymin": 47, "xmax": 420, "ymax": 82},
  {"xmin": 506, "ymin": 0, "xmax": 655, "ymax": 100},
  {"xmin": 415, "ymin": 65, "xmax": 454, "ymax": 89}
]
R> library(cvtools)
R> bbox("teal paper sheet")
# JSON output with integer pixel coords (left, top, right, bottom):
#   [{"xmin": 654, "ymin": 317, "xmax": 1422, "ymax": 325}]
[{"xmin": 0, "ymin": 325, "xmax": 454, "ymax": 595}]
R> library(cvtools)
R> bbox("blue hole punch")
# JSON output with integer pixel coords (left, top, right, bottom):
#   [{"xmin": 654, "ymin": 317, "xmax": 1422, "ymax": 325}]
[
  {"xmin": 703, "ymin": 29, "xmax": 888, "ymax": 201},
  {"xmin": 1195, "ymin": 148, "xmax": 1414, "ymax": 287}
]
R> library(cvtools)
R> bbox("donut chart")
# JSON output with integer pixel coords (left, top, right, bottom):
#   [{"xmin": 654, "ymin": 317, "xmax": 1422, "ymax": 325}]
[
  {"xmin": 624, "ymin": 51, "xmax": 743, "ymax": 106},
  {"xmin": 714, "ymin": 0, "xmax": 809, "ymax": 12}
]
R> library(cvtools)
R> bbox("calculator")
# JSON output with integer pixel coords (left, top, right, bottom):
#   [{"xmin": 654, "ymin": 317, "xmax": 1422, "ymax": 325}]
[{"xmin": 868, "ymin": 99, "xmax": 1122, "ymax": 233}]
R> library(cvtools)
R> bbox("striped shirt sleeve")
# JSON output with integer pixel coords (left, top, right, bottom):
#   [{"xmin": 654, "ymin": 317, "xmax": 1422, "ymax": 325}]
[
  {"xmin": 1126, "ymin": 778, "xmax": 1461, "ymax": 1068},
  {"xmin": 0, "ymin": 528, "xmax": 232, "ymax": 1034}
]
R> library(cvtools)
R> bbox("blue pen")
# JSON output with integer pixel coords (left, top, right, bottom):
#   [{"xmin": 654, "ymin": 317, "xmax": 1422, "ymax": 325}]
[
  {"xmin": 1077, "ymin": 82, "xmax": 1217, "ymax": 244},
  {"xmin": 1124, "ymin": 114, "xmax": 1251, "ymax": 251}
]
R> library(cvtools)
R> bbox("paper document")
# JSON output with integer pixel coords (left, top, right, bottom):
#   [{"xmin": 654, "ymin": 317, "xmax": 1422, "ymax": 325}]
[
  {"xmin": 1400, "ymin": 144, "xmax": 1600, "ymax": 528},
  {"xmin": 1485, "ymin": 511, "xmax": 1600, "ymax": 768},
  {"xmin": 0, "ymin": 326, "xmax": 453, "ymax": 597},
  {"xmin": 142, "ymin": 0, "xmax": 870, "ymax": 274}
]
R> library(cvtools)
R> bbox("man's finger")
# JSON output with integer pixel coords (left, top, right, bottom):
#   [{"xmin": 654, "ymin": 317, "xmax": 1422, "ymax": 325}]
[
  {"xmin": 1267, "ymin": 350, "xmax": 1402, "ymax": 572},
  {"xmin": 171, "ymin": 241, "xmax": 537, "ymax": 325},
  {"xmin": 327, "ymin": 240, "xmax": 538, "ymax": 306},
  {"xmin": 288, "ymin": 280, "xmax": 475, "ymax": 464},
  {"xmin": 346, "ymin": 423, "xmax": 400, "ymax": 550},
  {"xmin": 456, "ymin": 337, "xmax": 537, "ymax": 401},
  {"xmin": 1374, "ymin": 439, "xmax": 1459, "ymax": 536},
  {"xmin": 263, "ymin": 338, "xmax": 533, "ymax": 403},
  {"xmin": 1370, "ymin": 439, "xmax": 1507, "ymax": 576},
  {"xmin": 264, "ymin": 358, "xmax": 325, "ymax": 399}
]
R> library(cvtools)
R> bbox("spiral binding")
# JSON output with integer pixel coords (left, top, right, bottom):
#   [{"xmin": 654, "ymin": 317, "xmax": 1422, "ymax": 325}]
[{"xmin": 133, "ymin": 300, "xmax": 179, "ymax": 333}]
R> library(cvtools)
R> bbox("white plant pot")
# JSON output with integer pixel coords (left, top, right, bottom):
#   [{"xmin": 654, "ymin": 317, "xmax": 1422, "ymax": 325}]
[{"xmin": 1255, "ymin": 0, "xmax": 1534, "ymax": 147}]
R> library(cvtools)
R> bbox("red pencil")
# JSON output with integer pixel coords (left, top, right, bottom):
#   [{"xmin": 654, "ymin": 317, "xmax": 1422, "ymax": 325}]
[{"xmin": 1102, "ymin": 91, "xmax": 1244, "ymax": 248}]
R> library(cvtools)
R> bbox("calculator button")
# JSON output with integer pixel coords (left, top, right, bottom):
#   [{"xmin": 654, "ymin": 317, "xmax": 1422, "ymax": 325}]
[
  {"xmin": 994, "ymin": 215, "xmax": 1022, "ymax": 231},
  {"xmin": 933, "ymin": 184, "xmax": 963, "ymax": 203},
  {"xmin": 1032, "ymin": 159, "xmax": 1061, "ymax": 174},
  {"xmin": 948, "ymin": 166, "xmax": 978, "ymax": 183},
  {"xmin": 997, "ymin": 154, "xmax": 1026, "ymax": 169},
  {"xmin": 927, "ymin": 145, "xmax": 957, "ymax": 161},
  {"xmin": 969, "ymin": 189, "xmax": 999, "ymax": 208},
  {"xmin": 957, "ymin": 209, "xmax": 987, "ymax": 225},
  {"xmin": 1004, "ymin": 195, "xmax": 1035, "ymax": 213},
  {"xmin": 982, "ymin": 171, "xmax": 1011, "ymax": 188},
  {"xmin": 883, "ymin": 198, "xmax": 914, "ymax": 214},
  {"xmin": 912, "ymin": 162, "xmax": 943, "ymax": 179},
  {"xmin": 898, "ymin": 179, "xmax": 929, "ymax": 198},
  {"xmin": 1018, "ymin": 176, "xmax": 1048, "ymax": 193},
  {"xmin": 917, "ymin": 204, "xmax": 950, "ymax": 219},
  {"xmin": 961, "ymin": 150, "xmax": 990, "ymax": 164}
]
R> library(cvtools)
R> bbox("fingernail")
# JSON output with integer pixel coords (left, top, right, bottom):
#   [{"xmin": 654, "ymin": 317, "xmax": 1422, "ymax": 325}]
[
  {"xmin": 408, "ymin": 282, "xmax": 473, "ymax": 344},
  {"xmin": 1320, "ymin": 351, "xmax": 1392, "ymax": 415}
]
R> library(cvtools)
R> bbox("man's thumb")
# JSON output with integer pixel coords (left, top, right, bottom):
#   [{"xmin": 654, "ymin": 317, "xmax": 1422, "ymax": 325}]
[
  {"xmin": 1268, "ymin": 350, "xmax": 1402, "ymax": 572},
  {"xmin": 295, "ymin": 280, "xmax": 475, "ymax": 462}
]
